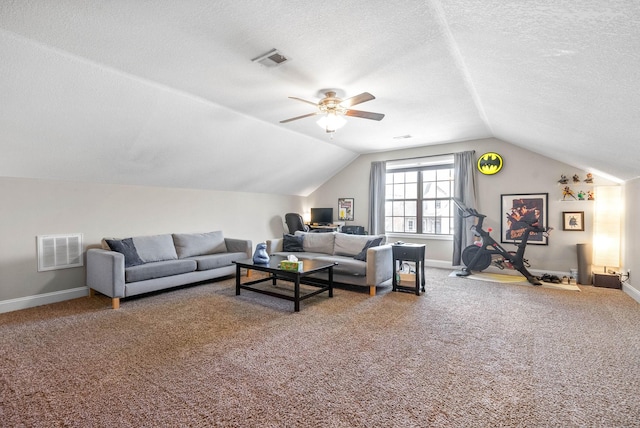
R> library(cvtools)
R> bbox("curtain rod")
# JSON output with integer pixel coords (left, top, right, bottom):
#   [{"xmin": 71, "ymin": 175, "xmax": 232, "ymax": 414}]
[{"xmin": 383, "ymin": 150, "xmax": 475, "ymax": 163}]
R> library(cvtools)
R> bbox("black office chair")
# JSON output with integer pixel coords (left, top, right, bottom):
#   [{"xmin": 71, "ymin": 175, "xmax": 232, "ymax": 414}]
[
  {"xmin": 341, "ymin": 225, "xmax": 366, "ymax": 235},
  {"xmin": 284, "ymin": 213, "xmax": 310, "ymax": 234}
]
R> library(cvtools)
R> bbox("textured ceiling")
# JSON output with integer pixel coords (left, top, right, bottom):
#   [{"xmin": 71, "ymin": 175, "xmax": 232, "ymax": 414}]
[{"xmin": 1, "ymin": 0, "xmax": 638, "ymax": 195}]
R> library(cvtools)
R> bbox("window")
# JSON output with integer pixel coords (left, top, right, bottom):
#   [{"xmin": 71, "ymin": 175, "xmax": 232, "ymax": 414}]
[{"xmin": 385, "ymin": 158, "xmax": 454, "ymax": 235}]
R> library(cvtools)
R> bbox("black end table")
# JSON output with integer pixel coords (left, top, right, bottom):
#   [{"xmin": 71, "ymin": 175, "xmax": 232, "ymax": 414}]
[{"xmin": 392, "ymin": 243, "xmax": 426, "ymax": 295}]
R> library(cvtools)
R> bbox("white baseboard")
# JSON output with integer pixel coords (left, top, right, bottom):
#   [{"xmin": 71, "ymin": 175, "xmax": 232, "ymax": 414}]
[
  {"xmin": 425, "ymin": 259, "xmax": 454, "ymax": 269},
  {"xmin": 0, "ymin": 287, "xmax": 89, "ymax": 314},
  {"xmin": 622, "ymin": 283, "xmax": 640, "ymax": 304}
]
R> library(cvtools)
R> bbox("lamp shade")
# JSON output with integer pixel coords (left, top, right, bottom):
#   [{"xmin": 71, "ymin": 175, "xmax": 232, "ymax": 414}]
[{"xmin": 592, "ymin": 186, "xmax": 621, "ymax": 269}]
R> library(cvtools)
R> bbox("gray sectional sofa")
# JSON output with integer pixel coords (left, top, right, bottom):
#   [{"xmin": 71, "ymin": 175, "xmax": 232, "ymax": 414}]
[
  {"xmin": 266, "ymin": 231, "xmax": 393, "ymax": 296},
  {"xmin": 87, "ymin": 231, "xmax": 252, "ymax": 309}
]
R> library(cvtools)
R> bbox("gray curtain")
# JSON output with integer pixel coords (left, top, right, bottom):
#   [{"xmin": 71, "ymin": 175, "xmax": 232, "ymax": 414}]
[
  {"xmin": 452, "ymin": 151, "xmax": 477, "ymax": 266},
  {"xmin": 368, "ymin": 161, "xmax": 386, "ymax": 235}
]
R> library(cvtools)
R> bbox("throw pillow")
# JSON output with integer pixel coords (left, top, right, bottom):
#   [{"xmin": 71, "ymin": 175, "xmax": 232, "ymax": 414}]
[
  {"xmin": 283, "ymin": 234, "xmax": 304, "ymax": 252},
  {"xmin": 105, "ymin": 238, "xmax": 144, "ymax": 268},
  {"xmin": 353, "ymin": 237, "xmax": 384, "ymax": 261}
]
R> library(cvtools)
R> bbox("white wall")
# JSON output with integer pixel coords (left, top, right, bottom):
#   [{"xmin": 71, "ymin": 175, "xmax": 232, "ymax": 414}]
[
  {"xmin": 308, "ymin": 138, "xmax": 617, "ymax": 275},
  {"xmin": 0, "ymin": 177, "xmax": 303, "ymax": 305},
  {"xmin": 623, "ymin": 178, "xmax": 640, "ymax": 300}
]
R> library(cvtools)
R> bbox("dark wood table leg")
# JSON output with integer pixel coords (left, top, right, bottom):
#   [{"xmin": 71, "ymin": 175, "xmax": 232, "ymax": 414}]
[
  {"xmin": 235, "ymin": 263, "xmax": 241, "ymax": 295},
  {"xmin": 328, "ymin": 266, "xmax": 334, "ymax": 298},
  {"xmin": 392, "ymin": 259, "xmax": 398, "ymax": 292},
  {"xmin": 294, "ymin": 275, "xmax": 300, "ymax": 312}
]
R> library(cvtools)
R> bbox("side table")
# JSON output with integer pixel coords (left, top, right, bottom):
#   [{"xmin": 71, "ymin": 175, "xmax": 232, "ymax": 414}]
[{"xmin": 392, "ymin": 243, "xmax": 426, "ymax": 295}]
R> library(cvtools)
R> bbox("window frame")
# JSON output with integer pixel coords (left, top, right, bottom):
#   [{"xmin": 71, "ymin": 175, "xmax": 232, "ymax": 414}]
[{"xmin": 385, "ymin": 162, "xmax": 455, "ymax": 236}]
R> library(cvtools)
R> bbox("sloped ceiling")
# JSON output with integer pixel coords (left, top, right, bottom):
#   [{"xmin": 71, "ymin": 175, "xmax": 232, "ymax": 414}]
[{"xmin": 0, "ymin": 1, "xmax": 638, "ymax": 196}]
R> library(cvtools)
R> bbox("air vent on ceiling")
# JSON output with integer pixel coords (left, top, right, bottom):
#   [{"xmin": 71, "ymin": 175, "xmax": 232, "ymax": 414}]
[
  {"xmin": 251, "ymin": 49, "xmax": 290, "ymax": 68},
  {"xmin": 37, "ymin": 233, "xmax": 83, "ymax": 272}
]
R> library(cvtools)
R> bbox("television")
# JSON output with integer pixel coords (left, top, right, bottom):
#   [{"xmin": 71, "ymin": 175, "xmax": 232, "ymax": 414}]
[{"xmin": 310, "ymin": 208, "xmax": 333, "ymax": 225}]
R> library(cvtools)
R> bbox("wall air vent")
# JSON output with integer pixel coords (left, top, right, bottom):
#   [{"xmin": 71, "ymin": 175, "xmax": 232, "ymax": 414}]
[
  {"xmin": 37, "ymin": 233, "xmax": 83, "ymax": 272},
  {"xmin": 251, "ymin": 49, "xmax": 290, "ymax": 68}
]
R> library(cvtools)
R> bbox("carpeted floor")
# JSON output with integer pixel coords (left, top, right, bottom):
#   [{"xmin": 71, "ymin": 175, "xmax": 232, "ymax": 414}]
[{"xmin": 1, "ymin": 268, "xmax": 639, "ymax": 427}]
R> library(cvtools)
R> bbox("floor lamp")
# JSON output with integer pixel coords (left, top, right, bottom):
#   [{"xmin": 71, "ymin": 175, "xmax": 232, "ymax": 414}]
[{"xmin": 592, "ymin": 185, "xmax": 622, "ymax": 273}]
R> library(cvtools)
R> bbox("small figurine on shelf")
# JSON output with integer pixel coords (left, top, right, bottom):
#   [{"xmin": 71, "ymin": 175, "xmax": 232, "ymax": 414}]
[
  {"xmin": 563, "ymin": 186, "xmax": 577, "ymax": 200},
  {"xmin": 587, "ymin": 190, "xmax": 595, "ymax": 200},
  {"xmin": 572, "ymin": 174, "xmax": 580, "ymax": 183},
  {"xmin": 584, "ymin": 173, "xmax": 594, "ymax": 183},
  {"xmin": 558, "ymin": 174, "xmax": 568, "ymax": 184},
  {"xmin": 577, "ymin": 190, "xmax": 586, "ymax": 200}
]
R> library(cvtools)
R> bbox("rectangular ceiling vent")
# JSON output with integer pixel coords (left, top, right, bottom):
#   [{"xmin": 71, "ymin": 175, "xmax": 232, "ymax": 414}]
[
  {"xmin": 251, "ymin": 49, "xmax": 290, "ymax": 68},
  {"xmin": 37, "ymin": 233, "xmax": 83, "ymax": 272}
]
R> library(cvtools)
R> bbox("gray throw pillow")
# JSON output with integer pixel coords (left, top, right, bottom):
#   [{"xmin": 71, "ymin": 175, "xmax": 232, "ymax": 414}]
[
  {"xmin": 283, "ymin": 234, "xmax": 304, "ymax": 252},
  {"xmin": 353, "ymin": 237, "xmax": 384, "ymax": 261},
  {"xmin": 105, "ymin": 238, "xmax": 144, "ymax": 268}
]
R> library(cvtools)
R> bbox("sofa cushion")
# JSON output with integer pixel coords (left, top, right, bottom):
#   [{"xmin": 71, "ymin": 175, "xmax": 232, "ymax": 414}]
[
  {"xmin": 105, "ymin": 238, "xmax": 144, "ymax": 268},
  {"xmin": 189, "ymin": 252, "xmax": 247, "ymax": 271},
  {"xmin": 283, "ymin": 234, "xmax": 304, "ymax": 252},
  {"xmin": 125, "ymin": 259, "xmax": 197, "ymax": 283},
  {"xmin": 270, "ymin": 251, "xmax": 327, "ymax": 260},
  {"xmin": 315, "ymin": 255, "xmax": 367, "ymax": 276},
  {"xmin": 173, "ymin": 231, "xmax": 227, "ymax": 259},
  {"xmin": 334, "ymin": 233, "xmax": 380, "ymax": 257},
  {"xmin": 353, "ymin": 237, "xmax": 384, "ymax": 261},
  {"xmin": 132, "ymin": 234, "xmax": 178, "ymax": 262},
  {"xmin": 295, "ymin": 231, "xmax": 335, "ymax": 254}
]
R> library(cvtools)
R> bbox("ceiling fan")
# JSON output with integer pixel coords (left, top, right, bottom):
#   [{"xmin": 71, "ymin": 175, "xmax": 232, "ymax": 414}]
[{"xmin": 280, "ymin": 90, "xmax": 385, "ymax": 133}]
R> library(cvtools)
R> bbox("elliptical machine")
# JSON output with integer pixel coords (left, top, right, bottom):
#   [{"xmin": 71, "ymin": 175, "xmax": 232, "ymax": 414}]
[{"xmin": 454, "ymin": 199, "xmax": 551, "ymax": 286}]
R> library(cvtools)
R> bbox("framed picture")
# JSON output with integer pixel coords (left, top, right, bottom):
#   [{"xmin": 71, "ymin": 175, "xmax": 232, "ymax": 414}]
[
  {"xmin": 338, "ymin": 198, "xmax": 354, "ymax": 221},
  {"xmin": 563, "ymin": 211, "xmax": 584, "ymax": 231},
  {"xmin": 501, "ymin": 193, "xmax": 549, "ymax": 245}
]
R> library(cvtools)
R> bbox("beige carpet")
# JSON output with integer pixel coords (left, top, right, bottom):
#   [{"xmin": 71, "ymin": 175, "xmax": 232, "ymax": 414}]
[
  {"xmin": 449, "ymin": 271, "xmax": 581, "ymax": 291},
  {"xmin": 1, "ymin": 268, "xmax": 638, "ymax": 427}
]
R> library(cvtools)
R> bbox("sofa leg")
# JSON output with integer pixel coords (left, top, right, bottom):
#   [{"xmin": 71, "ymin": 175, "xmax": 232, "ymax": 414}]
[
  {"xmin": 247, "ymin": 269, "xmax": 251, "ymax": 277},
  {"xmin": 369, "ymin": 286, "xmax": 376, "ymax": 296},
  {"xmin": 112, "ymin": 298, "xmax": 120, "ymax": 310}
]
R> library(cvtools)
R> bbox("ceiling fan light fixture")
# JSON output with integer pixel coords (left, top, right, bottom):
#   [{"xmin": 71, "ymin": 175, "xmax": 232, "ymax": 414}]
[{"xmin": 317, "ymin": 112, "xmax": 346, "ymax": 133}]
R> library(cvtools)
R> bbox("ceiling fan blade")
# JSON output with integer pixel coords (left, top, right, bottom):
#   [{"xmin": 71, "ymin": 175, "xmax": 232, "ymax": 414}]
[
  {"xmin": 339, "ymin": 92, "xmax": 375, "ymax": 108},
  {"xmin": 279, "ymin": 112, "xmax": 320, "ymax": 123},
  {"xmin": 288, "ymin": 96, "xmax": 319, "ymax": 107},
  {"xmin": 345, "ymin": 109, "xmax": 385, "ymax": 121}
]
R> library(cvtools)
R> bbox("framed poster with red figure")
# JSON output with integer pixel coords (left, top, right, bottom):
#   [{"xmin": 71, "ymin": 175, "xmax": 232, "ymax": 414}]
[{"xmin": 501, "ymin": 193, "xmax": 548, "ymax": 245}]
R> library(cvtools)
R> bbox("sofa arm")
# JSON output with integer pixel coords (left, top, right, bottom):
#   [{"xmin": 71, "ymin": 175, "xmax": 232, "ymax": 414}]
[
  {"xmin": 86, "ymin": 249, "xmax": 125, "ymax": 299},
  {"xmin": 265, "ymin": 238, "xmax": 283, "ymax": 255},
  {"xmin": 366, "ymin": 244, "xmax": 393, "ymax": 287},
  {"xmin": 225, "ymin": 238, "xmax": 253, "ymax": 258}
]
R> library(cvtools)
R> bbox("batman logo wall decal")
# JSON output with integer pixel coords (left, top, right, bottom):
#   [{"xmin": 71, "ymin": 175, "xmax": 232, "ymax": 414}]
[{"xmin": 477, "ymin": 152, "xmax": 503, "ymax": 175}]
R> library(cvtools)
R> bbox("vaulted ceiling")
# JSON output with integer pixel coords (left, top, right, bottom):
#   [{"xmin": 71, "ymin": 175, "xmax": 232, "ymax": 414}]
[{"xmin": 1, "ymin": 1, "xmax": 638, "ymax": 195}]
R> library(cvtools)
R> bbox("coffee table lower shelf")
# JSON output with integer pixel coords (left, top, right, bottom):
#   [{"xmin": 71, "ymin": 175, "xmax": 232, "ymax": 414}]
[{"xmin": 233, "ymin": 257, "xmax": 336, "ymax": 312}]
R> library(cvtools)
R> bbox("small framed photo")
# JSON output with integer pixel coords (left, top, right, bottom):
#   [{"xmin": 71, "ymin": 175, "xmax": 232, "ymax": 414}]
[
  {"xmin": 338, "ymin": 198, "xmax": 354, "ymax": 221},
  {"xmin": 563, "ymin": 211, "xmax": 584, "ymax": 231}
]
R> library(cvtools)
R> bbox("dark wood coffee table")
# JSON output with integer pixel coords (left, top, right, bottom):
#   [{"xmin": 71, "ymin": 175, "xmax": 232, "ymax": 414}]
[{"xmin": 233, "ymin": 256, "xmax": 336, "ymax": 312}]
